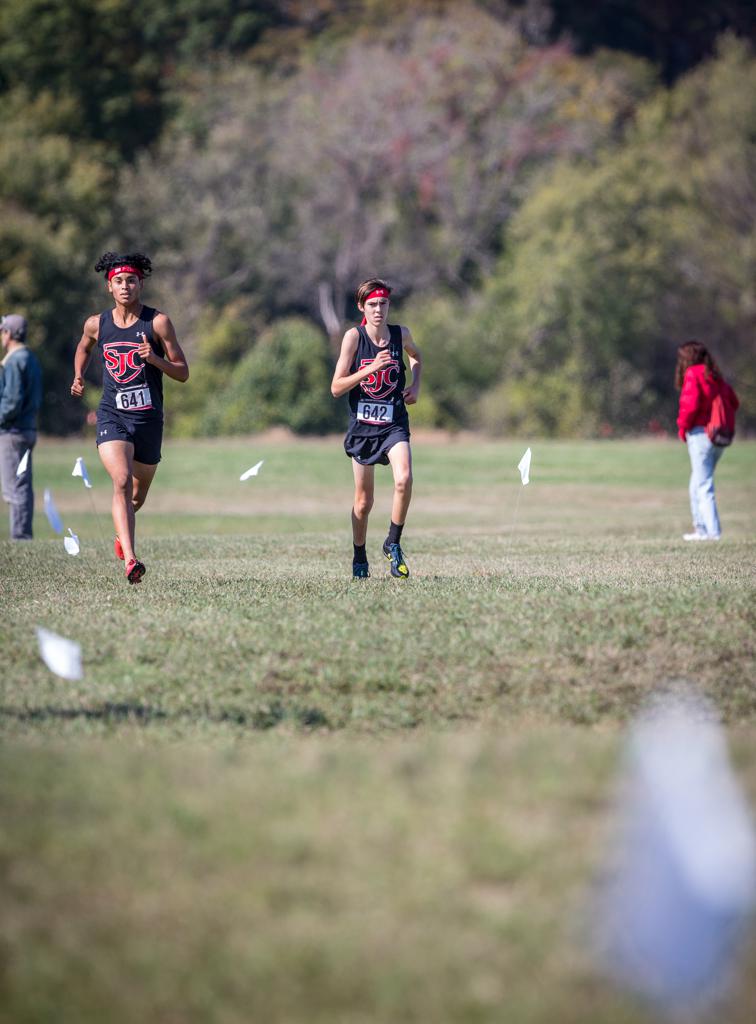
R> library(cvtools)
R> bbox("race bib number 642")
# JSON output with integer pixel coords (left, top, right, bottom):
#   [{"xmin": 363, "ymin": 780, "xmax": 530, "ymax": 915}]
[{"xmin": 357, "ymin": 401, "xmax": 393, "ymax": 425}]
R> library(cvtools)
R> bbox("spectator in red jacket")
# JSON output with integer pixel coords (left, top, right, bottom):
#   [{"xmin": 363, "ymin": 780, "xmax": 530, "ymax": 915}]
[{"xmin": 675, "ymin": 341, "xmax": 739, "ymax": 541}]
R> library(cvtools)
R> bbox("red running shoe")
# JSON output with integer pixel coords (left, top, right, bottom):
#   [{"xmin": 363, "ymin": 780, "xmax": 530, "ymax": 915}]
[
  {"xmin": 114, "ymin": 536, "xmax": 125, "ymax": 560},
  {"xmin": 126, "ymin": 558, "xmax": 146, "ymax": 584}
]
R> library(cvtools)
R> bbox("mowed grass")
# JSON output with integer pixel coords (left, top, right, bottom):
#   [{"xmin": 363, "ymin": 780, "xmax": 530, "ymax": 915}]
[
  {"xmin": 2, "ymin": 435, "xmax": 755, "ymax": 735},
  {"xmin": 1, "ymin": 435, "xmax": 755, "ymax": 1022}
]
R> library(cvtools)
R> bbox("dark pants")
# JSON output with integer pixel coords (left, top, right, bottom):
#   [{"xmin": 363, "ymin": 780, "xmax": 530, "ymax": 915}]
[{"xmin": 0, "ymin": 430, "xmax": 36, "ymax": 539}]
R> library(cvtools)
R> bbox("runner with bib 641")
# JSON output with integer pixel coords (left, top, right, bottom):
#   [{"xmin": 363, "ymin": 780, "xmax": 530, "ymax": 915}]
[{"xmin": 71, "ymin": 252, "xmax": 189, "ymax": 584}]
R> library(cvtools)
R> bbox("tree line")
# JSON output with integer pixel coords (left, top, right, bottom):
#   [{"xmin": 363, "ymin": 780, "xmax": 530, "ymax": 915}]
[{"xmin": 1, "ymin": 1, "xmax": 753, "ymax": 436}]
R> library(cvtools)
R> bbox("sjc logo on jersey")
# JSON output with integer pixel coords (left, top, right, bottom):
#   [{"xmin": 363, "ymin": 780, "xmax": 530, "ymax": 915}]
[
  {"xmin": 103, "ymin": 342, "xmax": 144, "ymax": 384},
  {"xmin": 359, "ymin": 357, "xmax": 399, "ymax": 400}
]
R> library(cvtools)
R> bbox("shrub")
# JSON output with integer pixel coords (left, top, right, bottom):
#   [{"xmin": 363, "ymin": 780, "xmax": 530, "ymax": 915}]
[{"xmin": 201, "ymin": 318, "xmax": 340, "ymax": 435}]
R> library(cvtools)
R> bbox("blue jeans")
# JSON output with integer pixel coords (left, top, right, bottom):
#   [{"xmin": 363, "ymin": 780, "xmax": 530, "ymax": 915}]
[
  {"xmin": 0, "ymin": 430, "xmax": 37, "ymax": 540},
  {"xmin": 686, "ymin": 427, "xmax": 724, "ymax": 538}
]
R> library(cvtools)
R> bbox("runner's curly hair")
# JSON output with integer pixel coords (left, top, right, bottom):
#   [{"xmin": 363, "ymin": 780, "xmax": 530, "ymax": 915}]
[
  {"xmin": 674, "ymin": 340, "xmax": 721, "ymax": 390},
  {"xmin": 94, "ymin": 251, "xmax": 153, "ymax": 278}
]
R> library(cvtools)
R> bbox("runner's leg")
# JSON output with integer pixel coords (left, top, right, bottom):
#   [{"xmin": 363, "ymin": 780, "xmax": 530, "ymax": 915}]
[
  {"xmin": 132, "ymin": 460, "xmax": 159, "ymax": 513},
  {"xmin": 387, "ymin": 441, "xmax": 412, "ymax": 527},
  {"xmin": 352, "ymin": 460, "xmax": 375, "ymax": 546},
  {"xmin": 98, "ymin": 440, "xmax": 138, "ymax": 563}
]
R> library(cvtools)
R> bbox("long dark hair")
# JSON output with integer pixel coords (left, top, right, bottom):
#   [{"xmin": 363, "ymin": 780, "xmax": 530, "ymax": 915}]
[{"xmin": 674, "ymin": 340, "xmax": 721, "ymax": 391}]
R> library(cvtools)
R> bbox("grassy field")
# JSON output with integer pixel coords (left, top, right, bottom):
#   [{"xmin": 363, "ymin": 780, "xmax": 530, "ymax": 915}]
[{"xmin": 1, "ymin": 435, "xmax": 755, "ymax": 1022}]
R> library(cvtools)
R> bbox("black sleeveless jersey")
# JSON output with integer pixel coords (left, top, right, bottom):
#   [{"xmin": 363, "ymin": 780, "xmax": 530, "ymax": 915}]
[
  {"xmin": 97, "ymin": 306, "xmax": 164, "ymax": 421},
  {"xmin": 347, "ymin": 324, "xmax": 409, "ymax": 436}
]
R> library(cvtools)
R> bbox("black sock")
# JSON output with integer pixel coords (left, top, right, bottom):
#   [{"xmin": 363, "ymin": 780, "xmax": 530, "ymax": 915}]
[
  {"xmin": 386, "ymin": 521, "xmax": 404, "ymax": 546},
  {"xmin": 353, "ymin": 543, "xmax": 367, "ymax": 564}
]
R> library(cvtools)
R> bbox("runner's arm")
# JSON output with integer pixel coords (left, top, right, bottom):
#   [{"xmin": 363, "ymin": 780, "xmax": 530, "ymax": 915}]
[
  {"xmin": 143, "ymin": 314, "xmax": 190, "ymax": 383},
  {"xmin": 402, "ymin": 327, "xmax": 422, "ymax": 405},
  {"xmin": 71, "ymin": 316, "xmax": 100, "ymax": 397},
  {"xmin": 330, "ymin": 328, "xmax": 392, "ymax": 398}
]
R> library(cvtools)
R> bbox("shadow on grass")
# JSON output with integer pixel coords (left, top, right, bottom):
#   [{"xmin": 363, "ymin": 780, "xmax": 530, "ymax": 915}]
[
  {"xmin": 0, "ymin": 702, "xmax": 168, "ymax": 724},
  {"xmin": 0, "ymin": 699, "xmax": 330, "ymax": 730}
]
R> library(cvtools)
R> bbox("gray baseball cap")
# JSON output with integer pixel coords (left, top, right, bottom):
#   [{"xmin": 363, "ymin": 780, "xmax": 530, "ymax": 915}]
[{"xmin": 0, "ymin": 314, "xmax": 27, "ymax": 340}]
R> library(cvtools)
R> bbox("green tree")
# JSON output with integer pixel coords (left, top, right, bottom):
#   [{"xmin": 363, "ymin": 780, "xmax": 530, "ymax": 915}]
[
  {"xmin": 476, "ymin": 35, "xmax": 756, "ymax": 436},
  {"xmin": 397, "ymin": 293, "xmax": 503, "ymax": 430},
  {"xmin": 200, "ymin": 318, "xmax": 340, "ymax": 436},
  {"xmin": 0, "ymin": 0, "xmax": 286, "ymax": 157},
  {"xmin": 168, "ymin": 300, "xmax": 258, "ymax": 438},
  {"xmin": 0, "ymin": 114, "xmax": 112, "ymax": 433},
  {"xmin": 121, "ymin": 9, "xmax": 654, "ymax": 348}
]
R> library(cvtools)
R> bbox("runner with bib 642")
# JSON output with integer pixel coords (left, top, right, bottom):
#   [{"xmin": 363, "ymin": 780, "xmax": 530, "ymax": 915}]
[{"xmin": 331, "ymin": 278, "xmax": 422, "ymax": 580}]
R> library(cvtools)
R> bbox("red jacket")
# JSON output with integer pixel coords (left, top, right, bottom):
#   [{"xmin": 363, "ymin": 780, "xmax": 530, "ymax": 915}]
[{"xmin": 677, "ymin": 363, "xmax": 739, "ymax": 441}]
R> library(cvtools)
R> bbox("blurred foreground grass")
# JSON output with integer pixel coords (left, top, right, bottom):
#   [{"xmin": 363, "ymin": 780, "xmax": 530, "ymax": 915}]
[
  {"xmin": 2, "ymin": 729, "xmax": 756, "ymax": 1024},
  {"xmin": 1, "ymin": 436, "xmax": 755, "ymax": 1021}
]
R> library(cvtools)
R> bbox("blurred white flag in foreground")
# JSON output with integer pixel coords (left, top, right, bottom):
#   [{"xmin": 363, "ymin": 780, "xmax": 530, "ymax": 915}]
[
  {"xmin": 36, "ymin": 627, "xmax": 83, "ymax": 680},
  {"xmin": 517, "ymin": 448, "xmax": 531, "ymax": 486},
  {"xmin": 597, "ymin": 693, "xmax": 756, "ymax": 1015},
  {"xmin": 63, "ymin": 528, "xmax": 80, "ymax": 556},
  {"xmin": 240, "ymin": 460, "xmax": 264, "ymax": 481},
  {"xmin": 72, "ymin": 456, "xmax": 92, "ymax": 488},
  {"xmin": 43, "ymin": 488, "xmax": 64, "ymax": 534},
  {"xmin": 16, "ymin": 449, "xmax": 29, "ymax": 477}
]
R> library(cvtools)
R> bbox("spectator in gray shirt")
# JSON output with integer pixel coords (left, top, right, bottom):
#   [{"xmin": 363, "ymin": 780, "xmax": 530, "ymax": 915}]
[{"xmin": 0, "ymin": 314, "xmax": 43, "ymax": 539}]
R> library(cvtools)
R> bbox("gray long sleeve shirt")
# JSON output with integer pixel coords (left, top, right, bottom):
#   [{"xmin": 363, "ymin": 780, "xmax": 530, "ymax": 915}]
[{"xmin": 0, "ymin": 346, "xmax": 43, "ymax": 431}]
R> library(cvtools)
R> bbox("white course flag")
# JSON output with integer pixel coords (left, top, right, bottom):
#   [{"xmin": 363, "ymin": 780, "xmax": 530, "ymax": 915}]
[
  {"xmin": 16, "ymin": 449, "xmax": 30, "ymax": 477},
  {"xmin": 517, "ymin": 447, "xmax": 532, "ymax": 486},
  {"xmin": 63, "ymin": 528, "xmax": 80, "ymax": 556},
  {"xmin": 72, "ymin": 456, "xmax": 92, "ymax": 488},
  {"xmin": 36, "ymin": 626, "xmax": 83, "ymax": 681},
  {"xmin": 597, "ymin": 694, "xmax": 756, "ymax": 1014},
  {"xmin": 43, "ymin": 488, "xmax": 64, "ymax": 534},
  {"xmin": 240, "ymin": 460, "xmax": 264, "ymax": 481}
]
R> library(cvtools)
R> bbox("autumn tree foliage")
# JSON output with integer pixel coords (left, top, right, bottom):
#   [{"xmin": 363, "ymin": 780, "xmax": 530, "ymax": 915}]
[
  {"xmin": 123, "ymin": 8, "xmax": 653, "ymax": 345},
  {"xmin": 473, "ymin": 36, "xmax": 756, "ymax": 436},
  {"xmin": 1, "ymin": 1, "xmax": 753, "ymax": 435}
]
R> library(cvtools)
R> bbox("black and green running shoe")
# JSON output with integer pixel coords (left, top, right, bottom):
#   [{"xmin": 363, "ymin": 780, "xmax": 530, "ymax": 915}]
[
  {"xmin": 383, "ymin": 541, "xmax": 410, "ymax": 579},
  {"xmin": 352, "ymin": 561, "xmax": 370, "ymax": 579}
]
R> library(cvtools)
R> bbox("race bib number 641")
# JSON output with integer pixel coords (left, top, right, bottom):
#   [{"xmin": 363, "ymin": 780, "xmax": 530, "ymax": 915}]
[{"xmin": 116, "ymin": 386, "xmax": 152, "ymax": 412}]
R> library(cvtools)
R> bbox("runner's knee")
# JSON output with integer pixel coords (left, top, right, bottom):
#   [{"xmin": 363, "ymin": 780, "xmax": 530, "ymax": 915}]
[
  {"xmin": 111, "ymin": 471, "xmax": 132, "ymax": 495},
  {"xmin": 394, "ymin": 470, "xmax": 412, "ymax": 493},
  {"xmin": 354, "ymin": 493, "xmax": 374, "ymax": 517}
]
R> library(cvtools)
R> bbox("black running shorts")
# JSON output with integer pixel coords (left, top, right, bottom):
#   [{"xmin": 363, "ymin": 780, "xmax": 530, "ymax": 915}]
[
  {"xmin": 343, "ymin": 426, "xmax": 410, "ymax": 466},
  {"xmin": 96, "ymin": 409, "xmax": 163, "ymax": 465}
]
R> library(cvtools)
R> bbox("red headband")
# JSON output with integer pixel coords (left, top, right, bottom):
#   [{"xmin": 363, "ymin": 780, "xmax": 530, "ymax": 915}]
[
  {"xmin": 360, "ymin": 287, "xmax": 390, "ymax": 324},
  {"xmin": 107, "ymin": 265, "xmax": 144, "ymax": 281}
]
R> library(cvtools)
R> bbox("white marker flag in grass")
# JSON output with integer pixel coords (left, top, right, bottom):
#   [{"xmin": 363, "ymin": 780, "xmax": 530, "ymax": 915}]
[
  {"xmin": 240, "ymin": 460, "xmax": 264, "ymax": 481},
  {"xmin": 43, "ymin": 488, "xmax": 64, "ymax": 534},
  {"xmin": 72, "ymin": 456, "xmax": 92, "ymax": 488},
  {"xmin": 597, "ymin": 694, "xmax": 756, "ymax": 1014},
  {"xmin": 63, "ymin": 528, "xmax": 80, "ymax": 556},
  {"xmin": 16, "ymin": 449, "xmax": 29, "ymax": 477},
  {"xmin": 36, "ymin": 627, "xmax": 83, "ymax": 680},
  {"xmin": 517, "ymin": 447, "xmax": 532, "ymax": 485}
]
